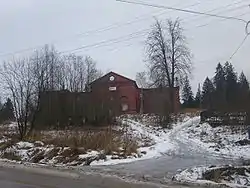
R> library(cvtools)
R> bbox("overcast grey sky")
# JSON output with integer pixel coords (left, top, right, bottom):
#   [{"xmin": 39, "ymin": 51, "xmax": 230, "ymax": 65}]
[{"xmin": 0, "ymin": 0, "xmax": 249, "ymax": 92}]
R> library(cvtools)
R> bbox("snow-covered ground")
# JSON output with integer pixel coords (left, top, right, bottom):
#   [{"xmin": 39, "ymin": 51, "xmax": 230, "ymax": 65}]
[
  {"xmin": 0, "ymin": 115, "xmax": 182, "ymax": 166},
  {"xmin": 91, "ymin": 118, "xmax": 177, "ymax": 165},
  {"xmin": 176, "ymin": 118, "xmax": 250, "ymax": 159},
  {"xmin": 1, "ymin": 114, "xmax": 249, "ymax": 181},
  {"xmin": 172, "ymin": 116, "xmax": 250, "ymax": 188},
  {"xmin": 174, "ymin": 165, "xmax": 250, "ymax": 188}
]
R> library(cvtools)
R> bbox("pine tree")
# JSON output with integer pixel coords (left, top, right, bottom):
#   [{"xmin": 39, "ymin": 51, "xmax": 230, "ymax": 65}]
[
  {"xmin": 0, "ymin": 98, "xmax": 2, "ymax": 110},
  {"xmin": 213, "ymin": 63, "xmax": 226, "ymax": 110},
  {"xmin": 238, "ymin": 72, "xmax": 249, "ymax": 110},
  {"xmin": 214, "ymin": 63, "xmax": 226, "ymax": 90},
  {"xmin": 239, "ymin": 72, "xmax": 249, "ymax": 92},
  {"xmin": 224, "ymin": 62, "xmax": 238, "ymax": 110},
  {"xmin": 0, "ymin": 98, "xmax": 15, "ymax": 123},
  {"xmin": 195, "ymin": 84, "xmax": 201, "ymax": 108},
  {"xmin": 201, "ymin": 77, "xmax": 215, "ymax": 109},
  {"xmin": 182, "ymin": 76, "xmax": 194, "ymax": 108}
]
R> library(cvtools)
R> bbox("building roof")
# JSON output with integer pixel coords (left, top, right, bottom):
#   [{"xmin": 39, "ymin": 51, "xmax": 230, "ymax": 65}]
[{"xmin": 90, "ymin": 71, "xmax": 138, "ymax": 87}]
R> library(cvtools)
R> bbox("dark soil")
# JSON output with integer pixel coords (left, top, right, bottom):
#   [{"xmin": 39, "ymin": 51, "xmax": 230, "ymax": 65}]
[
  {"xmin": 203, "ymin": 166, "xmax": 250, "ymax": 183},
  {"xmin": 235, "ymin": 139, "xmax": 250, "ymax": 146}
]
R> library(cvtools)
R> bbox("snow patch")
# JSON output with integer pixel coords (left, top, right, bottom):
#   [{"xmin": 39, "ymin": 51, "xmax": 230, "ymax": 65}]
[
  {"xmin": 174, "ymin": 116, "xmax": 250, "ymax": 159},
  {"xmin": 16, "ymin": 142, "xmax": 34, "ymax": 149}
]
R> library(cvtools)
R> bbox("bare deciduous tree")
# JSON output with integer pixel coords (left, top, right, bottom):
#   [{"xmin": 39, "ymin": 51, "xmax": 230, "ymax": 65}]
[
  {"xmin": 0, "ymin": 44, "xmax": 103, "ymax": 138},
  {"xmin": 29, "ymin": 46, "xmax": 62, "ymax": 132},
  {"xmin": 85, "ymin": 56, "xmax": 103, "ymax": 91},
  {"xmin": 146, "ymin": 18, "xmax": 192, "ymax": 112},
  {"xmin": 146, "ymin": 18, "xmax": 192, "ymax": 88},
  {"xmin": 0, "ymin": 58, "xmax": 35, "ymax": 139},
  {"xmin": 135, "ymin": 71, "xmax": 150, "ymax": 88},
  {"xmin": 62, "ymin": 55, "xmax": 102, "ymax": 92},
  {"xmin": 63, "ymin": 54, "xmax": 86, "ymax": 92}
]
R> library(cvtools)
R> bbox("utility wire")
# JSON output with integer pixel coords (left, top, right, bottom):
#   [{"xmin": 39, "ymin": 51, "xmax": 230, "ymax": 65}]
[
  {"xmin": 197, "ymin": 11, "xmax": 250, "ymax": 28},
  {"xmin": 60, "ymin": 29, "xmax": 149, "ymax": 54},
  {"xmin": 229, "ymin": 34, "xmax": 249, "ymax": 59},
  {"xmin": 0, "ymin": 1, "xmax": 202, "ymax": 58},
  {"xmin": 0, "ymin": 1, "xmax": 247, "ymax": 58},
  {"xmin": 182, "ymin": 0, "xmax": 250, "ymax": 23},
  {"xmin": 59, "ymin": 10, "xmax": 250, "ymax": 55},
  {"xmin": 36, "ymin": 10, "xmax": 250, "ymax": 57},
  {"xmin": 1, "ymin": 10, "xmax": 248, "ymax": 59},
  {"xmin": 116, "ymin": 0, "xmax": 248, "ymax": 23},
  {"xmin": 246, "ymin": 21, "xmax": 250, "ymax": 35}
]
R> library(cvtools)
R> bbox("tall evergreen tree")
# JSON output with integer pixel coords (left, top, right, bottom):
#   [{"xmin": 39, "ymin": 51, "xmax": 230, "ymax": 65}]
[
  {"xmin": 182, "ymin": 76, "xmax": 194, "ymax": 107},
  {"xmin": 201, "ymin": 77, "xmax": 215, "ymax": 109},
  {"xmin": 195, "ymin": 84, "xmax": 201, "ymax": 108},
  {"xmin": 214, "ymin": 63, "xmax": 226, "ymax": 90},
  {"xmin": 224, "ymin": 62, "xmax": 238, "ymax": 110},
  {"xmin": 213, "ymin": 63, "xmax": 226, "ymax": 110},
  {"xmin": 239, "ymin": 72, "xmax": 249, "ymax": 91},
  {"xmin": 0, "ymin": 98, "xmax": 15, "ymax": 123},
  {"xmin": 238, "ymin": 72, "xmax": 249, "ymax": 110},
  {"xmin": 0, "ymin": 98, "xmax": 2, "ymax": 110}
]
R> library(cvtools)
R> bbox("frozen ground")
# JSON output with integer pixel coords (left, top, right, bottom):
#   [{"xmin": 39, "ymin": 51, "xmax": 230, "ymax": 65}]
[
  {"xmin": 171, "ymin": 117, "xmax": 250, "ymax": 187},
  {"xmin": 0, "ymin": 115, "xmax": 178, "ymax": 167},
  {"xmin": 2, "ymin": 116, "xmax": 247, "ymax": 167},
  {"xmin": 174, "ymin": 165, "xmax": 250, "ymax": 188},
  {"xmin": 176, "ymin": 119, "xmax": 250, "ymax": 159},
  {"xmin": 1, "ymin": 115, "xmax": 249, "ymax": 187},
  {"xmin": 91, "ymin": 117, "xmax": 177, "ymax": 165}
]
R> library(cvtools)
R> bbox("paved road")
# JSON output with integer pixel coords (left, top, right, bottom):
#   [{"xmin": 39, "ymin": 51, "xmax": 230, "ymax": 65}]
[{"xmin": 0, "ymin": 165, "xmax": 195, "ymax": 188}]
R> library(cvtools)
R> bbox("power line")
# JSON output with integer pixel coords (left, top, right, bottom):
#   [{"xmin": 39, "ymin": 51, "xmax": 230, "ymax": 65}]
[
  {"xmin": 182, "ymin": 0, "xmax": 250, "ymax": 23},
  {"xmin": 60, "ymin": 29, "xmax": 149, "ymax": 54},
  {"xmin": 58, "ymin": 10, "xmax": 250, "ymax": 56},
  {"xmin": 1, "ymin": 10, "xmax": 247, "ymax": 59},
  {"xmin": 246, "ymin": 21, "xmax": 250, "ymax": 35},
  {"xmin": 0, "ymin": 1, "xmax": 203, "ymax": 58},
  {"xmin": 196, "ymin": 11, "xmax": 250, "ymax": 28},
  {"xmin": 116, "ymin": 0, "xmax": 248, "ymax": 23},
  {"xmin": 0, "ymin": 1, "xmax": 248, "ymax": 58},
  {"xmin": 0, "ymin": 1, "xmax": 249, "ymax": 59},
  {"xmin": 60, "ymin": 10, "xmax": 250, "ymax": 55},
  {"xmin": 229, "ymin": 34, "xmax": 249, "ymax": 59},
  {"xmin": 0, "ymin": 1, "xmax": 247, "ymax": 58}
]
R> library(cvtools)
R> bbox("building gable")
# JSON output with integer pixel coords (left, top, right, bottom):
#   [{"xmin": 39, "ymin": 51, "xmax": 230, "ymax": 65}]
[{"xmin": 90, "ymin": 71, "xmax": 138, "ymax": 87}]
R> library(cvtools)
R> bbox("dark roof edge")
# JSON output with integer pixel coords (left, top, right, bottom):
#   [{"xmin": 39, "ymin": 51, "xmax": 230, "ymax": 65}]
[{"xmin": 90, "ymin": 71, "xmax": 138, "ymax": 87}]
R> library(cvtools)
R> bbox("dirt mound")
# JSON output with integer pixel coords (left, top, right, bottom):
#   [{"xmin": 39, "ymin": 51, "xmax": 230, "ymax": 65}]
[{"xmin": 235, "ymin": 139, "xmax": 250, "ymax": 146}]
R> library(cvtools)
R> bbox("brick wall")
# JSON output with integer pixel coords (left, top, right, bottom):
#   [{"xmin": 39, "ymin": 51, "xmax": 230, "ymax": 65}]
[{"xmin": 141, "ymin": 87, "xmax": 180, "ymax": 114}]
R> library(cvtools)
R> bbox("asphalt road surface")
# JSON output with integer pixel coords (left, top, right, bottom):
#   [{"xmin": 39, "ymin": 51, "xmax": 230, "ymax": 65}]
[{"xmin": 0, "ymin": 165, "xmax": 195, "ymax": 188}]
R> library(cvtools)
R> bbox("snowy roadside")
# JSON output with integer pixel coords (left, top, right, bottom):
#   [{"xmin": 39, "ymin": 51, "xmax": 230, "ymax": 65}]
[
  {"xmin": 171, "ymin": 116, "xmax": 250, "ymax": 187},
  {"xmin": 173, "ymin": 116, "xmax": 250, "ymax": 159},
  {"xmin": 0, "ymin": 115, "xmax": 184, "ymax": 167},
  {"xmin": 91, "ymin": 117, "xmax": 178, "ymax": 165},
  {"xmin": 174, "ymin": 165, "xmax": 250, "ymax": 188}
]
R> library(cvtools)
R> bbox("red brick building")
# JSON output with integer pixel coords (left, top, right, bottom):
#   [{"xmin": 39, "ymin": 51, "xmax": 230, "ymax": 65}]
[
  {"xmin": 89, "ymin": 71, "xmax": 180, "ymax": 114},
  {"xmin": 37, "ymin": 71, "xmax": 180, "ymax": 127}
]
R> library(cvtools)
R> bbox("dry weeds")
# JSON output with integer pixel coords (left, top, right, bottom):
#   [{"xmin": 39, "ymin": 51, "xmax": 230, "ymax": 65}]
[{"xmin": 27, "ymin": 128, "xmax": 139, "ymax": 156}]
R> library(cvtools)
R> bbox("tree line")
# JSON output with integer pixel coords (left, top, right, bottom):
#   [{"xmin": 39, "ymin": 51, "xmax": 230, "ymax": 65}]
[
  {"xmin": 0, "ymin": 45, "xmax": 102, "ymax": 139},
  {"xmin": 0, "ymin": 98, "xmax": 15, "ymax": 124},
  {"xmin": 182, "ymin": 62, "xmax": 250, "ymax": 112}
]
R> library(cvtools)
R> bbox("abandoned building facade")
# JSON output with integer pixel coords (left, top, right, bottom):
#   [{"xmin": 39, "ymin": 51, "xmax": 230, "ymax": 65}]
[{"xmin": 37, "ymin": 72, "xmax": 180, "ymax": 126}]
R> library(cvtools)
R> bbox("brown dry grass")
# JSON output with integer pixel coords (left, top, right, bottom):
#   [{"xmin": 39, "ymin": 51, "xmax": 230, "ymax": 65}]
[
  {"xmin": 1, "ymin": 150, "xmax": 21, "ymax": 161},
  {"xmin": 180, "ymin": 108, "xmax": 202, "ymax": 116},
  {"xmin": 27, "ymin": 128, "xmax": 139, "ymax": 156}
]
